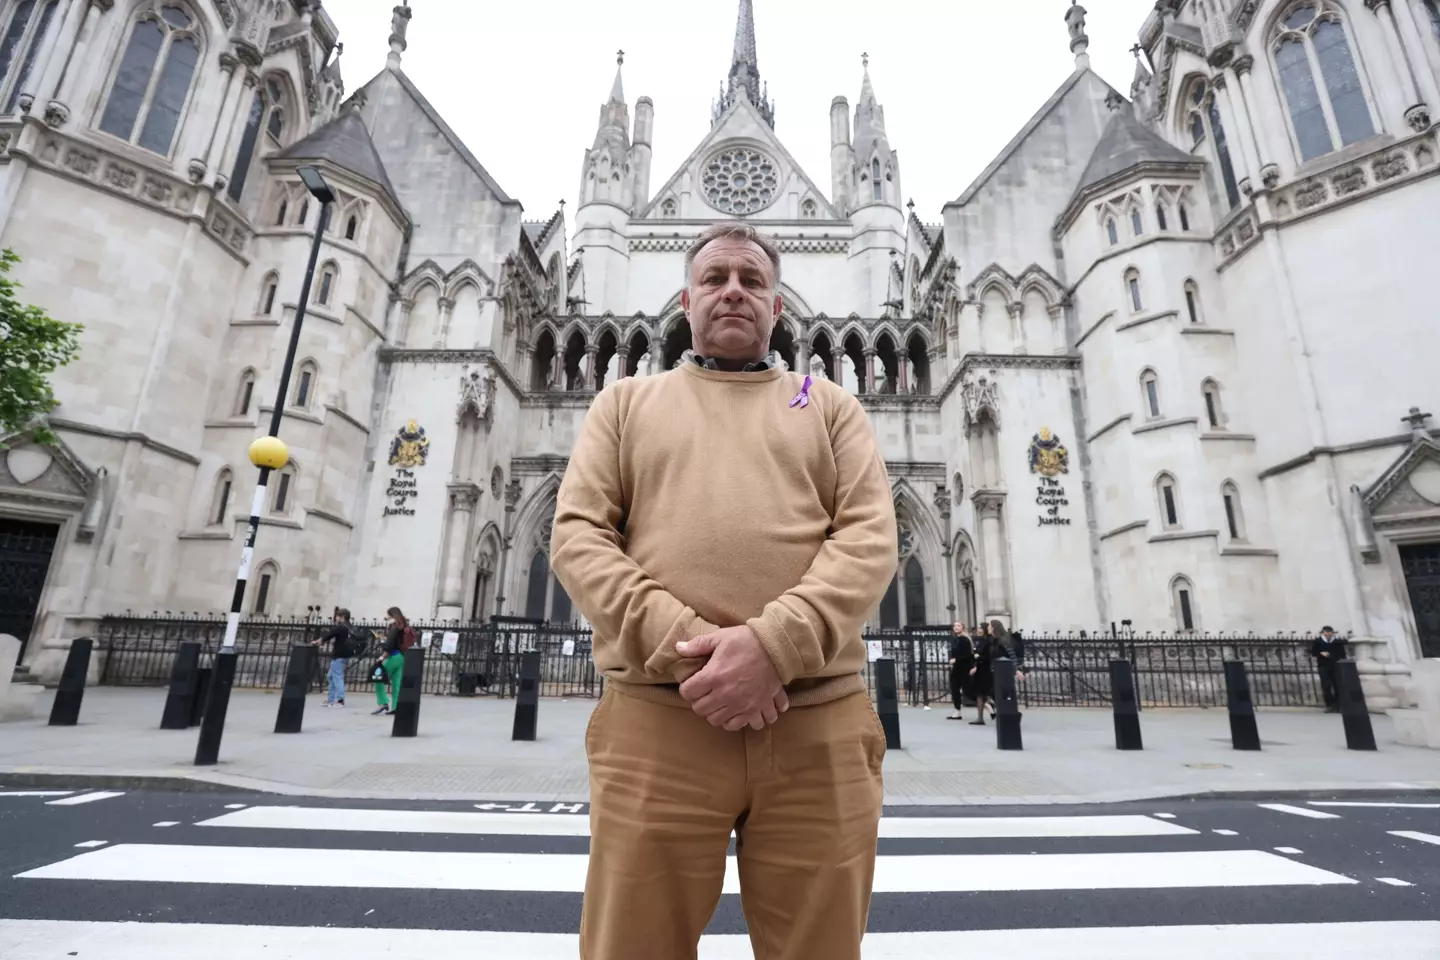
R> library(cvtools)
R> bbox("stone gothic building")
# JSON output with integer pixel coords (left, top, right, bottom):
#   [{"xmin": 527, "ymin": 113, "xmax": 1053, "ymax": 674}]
[{"xmin": 2, "ymin": 0, "xmax": 1438, "ymax": 704}]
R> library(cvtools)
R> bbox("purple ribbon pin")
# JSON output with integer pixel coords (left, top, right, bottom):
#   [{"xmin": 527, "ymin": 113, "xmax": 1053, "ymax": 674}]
[{"xmin": 789, "ymin": 375, "xmax": 813, "ymax": 409}]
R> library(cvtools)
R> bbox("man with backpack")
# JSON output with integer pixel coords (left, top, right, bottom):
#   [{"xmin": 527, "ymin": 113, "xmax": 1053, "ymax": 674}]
[{"xmin": 314, "ymin": 608, "xmax": 355, "ymax": 707}]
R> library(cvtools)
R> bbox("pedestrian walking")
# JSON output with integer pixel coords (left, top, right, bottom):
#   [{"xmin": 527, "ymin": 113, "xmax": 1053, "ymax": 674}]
[
  {"xmin": 371, "ymin": 607, "xmax": 411, "ymax": 716},
  {"xmin": 551, "ymin": 221, "xmax": 897, "ymax": 960},
  {"xmin": 969, "ymin": 622, "xmax": 994, "ymax": 725},
  {"xmin": 948, "ymin": 621, "xmax": 974, "ymax": 720},
  {"xmin": 1312, "ymin": 625, "xmax": 1348, "ymax": 713},
  {"xmin": 314, "ymin": 607, "xmax": 353, "ymax": 707}
]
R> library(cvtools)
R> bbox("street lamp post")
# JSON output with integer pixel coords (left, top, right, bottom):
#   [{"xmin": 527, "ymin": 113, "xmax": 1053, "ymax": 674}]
[{"xmin": 196, "ymin": 166, "xmax": 336, "ymax": 766}]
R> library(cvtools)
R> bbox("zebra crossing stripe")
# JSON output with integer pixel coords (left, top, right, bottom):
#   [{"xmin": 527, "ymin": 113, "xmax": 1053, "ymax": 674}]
[
  {"xmin": 197, "ymin": 806, "xmax": 1197, "ymax": 839},
  {"xmin": 4, "ymin": 919, "xmax": 1439, "ymax": 959},
  {"xmin": 14, "ymin": 844, "xmax": 1354, "ymax": 893},
  {"xmin": 43, "ymin": 791, "xmax": 125, "ymax": 807}
]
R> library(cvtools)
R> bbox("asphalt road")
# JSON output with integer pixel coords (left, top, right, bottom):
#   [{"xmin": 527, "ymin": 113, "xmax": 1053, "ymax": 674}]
[{"xmin": 1, "ymin": 783, "xmax": 1438, "ymax": 957}]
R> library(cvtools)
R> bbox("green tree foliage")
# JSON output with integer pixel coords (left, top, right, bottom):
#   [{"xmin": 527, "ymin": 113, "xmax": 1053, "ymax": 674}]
[{"xmin": 0, "ymin": 248, "xmax": 82, "ymax": 446}]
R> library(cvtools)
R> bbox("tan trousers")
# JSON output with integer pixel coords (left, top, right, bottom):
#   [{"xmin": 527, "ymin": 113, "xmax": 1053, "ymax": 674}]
[{"xmin": 580, "ymin": 687, "xmax": 885, "ymax": 960}]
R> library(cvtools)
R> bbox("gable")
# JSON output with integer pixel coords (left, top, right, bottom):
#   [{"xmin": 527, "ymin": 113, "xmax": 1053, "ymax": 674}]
[
  {"xmin": 0, "ymin": 433, "xmax": 94, "ymax": 505},
  {"xmin": 1364, "ymin": 439, "xmax": 1440, "ymax": 522},
  {"xmin": 640, "ymin": 97, "xmax": 840, "ymax": 221}
]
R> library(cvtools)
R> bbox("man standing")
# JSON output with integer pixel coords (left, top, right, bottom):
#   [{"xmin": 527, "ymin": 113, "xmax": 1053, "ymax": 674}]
[
  {"xmin": 1312, "ymin": 624, "xmax": 1349, "ymax": 713},
  {"xmin": 313, "ymin": 607, "xmax": 353, "ymax": 707},
  {"xmin": 551, "ymin": 222, "xmax": 897, "ymax": 960}
]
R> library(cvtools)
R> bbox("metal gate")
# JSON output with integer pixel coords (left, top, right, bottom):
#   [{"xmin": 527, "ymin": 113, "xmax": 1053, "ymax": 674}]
[
  {"xmin": 1400, "ymin": 542, "xmax": 1440, "ymax": 658},
  {"xmin": 0, "ymin": 517, "xmax": 58, "ymax": 659}
]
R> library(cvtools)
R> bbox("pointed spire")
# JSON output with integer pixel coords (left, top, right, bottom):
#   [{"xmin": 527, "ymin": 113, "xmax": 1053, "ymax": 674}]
[
  {"xmin": 854, "ymin": 52, "xmax": 886, "ymax": 142},
  {"xmin": 387, "ymin": 3, "xmax": 412, "ymax": 71},
  {"xmin": 609, "ymin": 49, "xmax": 625, "ymax": 104},
  {"xmin": 1065, "ymin": 2, "xmax": 1090, "ymax": 71},
  {"xmin": 713, "ymin": 0, "xmax": 773, "ymax": 128},
  {"xmin": 859, "ymin": 52, "xmax": 876, "ymax": 105}
]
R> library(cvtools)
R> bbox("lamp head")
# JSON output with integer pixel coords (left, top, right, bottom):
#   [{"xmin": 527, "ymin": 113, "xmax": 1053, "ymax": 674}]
[{"xmin": 297, "ymin": 165, "xmax": 335, "ymax": 204}]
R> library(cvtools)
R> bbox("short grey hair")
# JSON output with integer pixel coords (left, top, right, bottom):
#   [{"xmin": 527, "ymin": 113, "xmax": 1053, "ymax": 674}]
[{"xmin": 683, "ymin": 221, "xmax": 782, "ymax": 290}]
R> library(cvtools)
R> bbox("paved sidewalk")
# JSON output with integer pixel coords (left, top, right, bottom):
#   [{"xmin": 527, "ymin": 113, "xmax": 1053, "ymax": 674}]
[{"xmin": 2, "ymin": 688, "xmax": 1438, "ymax": 804}]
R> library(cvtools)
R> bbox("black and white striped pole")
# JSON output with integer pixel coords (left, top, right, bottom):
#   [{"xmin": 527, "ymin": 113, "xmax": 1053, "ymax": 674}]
[{"xmin": 195, "ymin": 166, "xmax": 335, "ymax": 766}]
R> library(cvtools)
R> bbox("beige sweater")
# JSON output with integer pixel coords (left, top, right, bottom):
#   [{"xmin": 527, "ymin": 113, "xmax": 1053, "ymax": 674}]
[{"xmin": 550, "ymin": 362, "xmax": 897, "ymax": 708}]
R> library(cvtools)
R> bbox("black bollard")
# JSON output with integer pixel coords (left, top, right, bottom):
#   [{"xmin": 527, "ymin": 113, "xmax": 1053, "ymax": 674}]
[
  {"xmin": 194, "ymin": 650, "xmax": 238, "ymax": 766},
  {"xmin": 1110, "ymin": 659, "xmax": 1144, "ymax": 750},
  {"xmin": 48, "ymin": 637, "xmax": 93, "ymax": 727},
  {"xmin": 191, "ymin": 665, "xmax": 211, "ymax": 727},
  {"xmin": 1336, "ymin": 660, "xmax": 1377, "ymax": 751},
  {"xmin": 993, "ymin": 659, "xmax": 1023, "ymax": 751},
  {"xmin": 160, "ymin": 642, "xmax": 202, "ymax": 730},
  {"xmin": 390, "ymin": 647, "xmax": 426, "ymax": 738},
  {"xmin": 274, "ymin": 644, "xmax": 316, "ymax": 734},
  {"xmin": 874, "ymin": 657, "xmax": 901, "ymax": 750},
  {"xmin": 1223, "ymin": 660, "xmax": 1261, "ymax": 751},
  {"xmin": 511, "ymin": 650, "xmax": 541, "ymax": 741}
]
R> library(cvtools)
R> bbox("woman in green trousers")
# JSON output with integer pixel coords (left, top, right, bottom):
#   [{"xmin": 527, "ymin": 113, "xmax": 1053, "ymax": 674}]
[{"xmin": 371, "ymin": 607, "xmax": 411, "ymax": 715}]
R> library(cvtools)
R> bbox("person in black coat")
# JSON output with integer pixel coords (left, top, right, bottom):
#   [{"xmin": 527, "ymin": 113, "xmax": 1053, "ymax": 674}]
[
  {"xmin": 1311, "ymin": 625, "xmax": 1348, "ymax": 712},
  {"xmin": 968, "ymin": 622, "xmax": 993, "ymax": 725},
  {"xmin": 947, "ymin": 622, "xmax": 975, "ymax": 720}
]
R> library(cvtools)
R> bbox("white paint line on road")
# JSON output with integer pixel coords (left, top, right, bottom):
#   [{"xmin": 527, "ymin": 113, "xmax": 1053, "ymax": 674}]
[
  {"xmin": 151, "ymin": 822, "xmax": 180, "ymax": 828},
  {"xmin": 1310, "ymin": 802, "xmax": 1440, "ymax": 809},
  {"xmin": 223, "ymin": 804, "xmax": 247, "ymax": 810},
  {"xmin": 0, "ymin": 791, "xmax": 73, "ymax": 798},
  {"xmin": 44, "ymin": 791, "xmax": 125, "ymax": 807},
  {"xmin": 197, "ymin": 806, "xmax": 1200, "ymax": 840},
  {"xmin": 15, "ymin": 845, "xmax": 1355, "ymax": 894},
  {"xmin": 1275, "ymin": 847, "xmax": 1304, "ymax": 855},
  {"xmin": 72, "ymin": 841, "xmax": 107, "ymax": 849},
  {"xmin": 4, "ymin": 920, "xmax": 1439, "ymax": 960},
  {"xmin": 1376, "ymin": 877, "xmax": 1414, "ymax": 887},
  {"xmin": 1388, "ymin": 830, "xmax": 1440, "ymax": 847},
  {"xmin": 1213, "ymin": 829, "xmax": 1239, "ymax": 836},
  {"xmin": 1257, "ymin": 803, "xmax": 1341, "ymax": 820},
  {"xmin": 1153, "ymin": 813, "xmax": 1177, "ymax": 819}
]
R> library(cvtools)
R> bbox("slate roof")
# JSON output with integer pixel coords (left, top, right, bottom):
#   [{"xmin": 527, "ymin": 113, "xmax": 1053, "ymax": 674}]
[
  {"xmin": 275, "ymin": 109, "xmax": 401, "ymax": 210},
  {"xmin": 1068, "ymin": 104, "xmax": 1199, "ymax": 201}
]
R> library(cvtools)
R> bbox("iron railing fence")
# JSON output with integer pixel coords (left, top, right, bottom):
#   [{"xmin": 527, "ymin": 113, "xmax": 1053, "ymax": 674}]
[
  {"xmin": 95, "ymin": 615, "xmax": 1329, "ymax": 708},
  {"xmin": 95, "ymin": 614, "xmax": 602, "ymax": 700}
]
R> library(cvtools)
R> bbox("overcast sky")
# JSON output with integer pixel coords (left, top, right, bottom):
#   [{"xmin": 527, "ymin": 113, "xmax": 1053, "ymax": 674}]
[{"xmin": 326, "ymin": 0, "xmax": 1158, "ymax": 228}]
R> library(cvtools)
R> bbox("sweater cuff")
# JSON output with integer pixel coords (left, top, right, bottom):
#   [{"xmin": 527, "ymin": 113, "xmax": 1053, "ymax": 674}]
[
  {"xmin": 644, "ymin": 611, "xmax": 720, "ymax": 682},
  {"xmin": 748, "ymin": 613, "xmax": 803, "ymax": 686}
]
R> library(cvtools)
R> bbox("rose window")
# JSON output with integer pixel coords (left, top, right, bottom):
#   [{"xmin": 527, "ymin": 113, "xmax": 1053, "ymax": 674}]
[{"xmin": 701, "ymin": 147, "xmax": 779, "ymax": 215}]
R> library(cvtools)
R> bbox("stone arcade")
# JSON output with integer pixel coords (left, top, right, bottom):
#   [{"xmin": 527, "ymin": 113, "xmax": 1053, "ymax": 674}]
[{"xmin": 1, "ymin": 1, "xmax": 1438, "ymax": 710}]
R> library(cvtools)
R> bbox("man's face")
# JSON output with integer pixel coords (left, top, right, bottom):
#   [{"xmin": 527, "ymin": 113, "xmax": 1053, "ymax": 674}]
[
  {"xmin": 1323, "ymin": 630, "xmax": 1334, "ymax": 639},
  {"xmin": 681, "ymin": 235, "xmax": 782, "ymax": 360}
]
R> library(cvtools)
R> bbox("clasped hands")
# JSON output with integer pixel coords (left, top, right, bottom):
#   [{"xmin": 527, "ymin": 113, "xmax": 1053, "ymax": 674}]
[{"xmin": 674, "ymin": 626, "xmax": 789, "ymax": 732}]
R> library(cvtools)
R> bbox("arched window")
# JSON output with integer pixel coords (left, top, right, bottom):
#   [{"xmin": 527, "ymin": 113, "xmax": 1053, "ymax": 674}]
[
  {"xmin": 524, "ymin": 517, "xmax": 573, "ymax": 622},
  {"xmin": 1185, "ymin": 79, "xmax": 1241, "ymax": 210},
  {"xmin": 660, "ymin": 198, "xmax": 676, "ymax": 218},
  {"xmin": 292, "ymin": 360, "xmax": 316, "ymax": 409},
  {"xmin": 275, "ymin": 198, "xmax": 288, "ymax": 226},
  {"xmin": 316, "ymin": 263, "xmax": 336, "ymax": 306},
  {"xmin": 1202, "ymin": 378, "xmax": 1225, "ymax": 429},
  {"xmin": 252, "ymin": 560, "xmax": 278, "ymax": 614},
  {"xmin": 1131, "ymin": 207, "xmax": 1144, "ymax": 236},
  {"xmin": 259, "ymin": 272, "xmax": 278, "ymax": 315},
  {"xmin": 270, "ymin": 464, "xmax": 296, "ymax": 514},
  {"xmin": 1141, "ymin": 368, "xmax": 1162, "ymax": 419},
  {"xmin": 871, "ymin": 157, "xmax": 882, "ymax": 202},
  {"xmin": 297, "ymin": 198, "xmax": 309, "ymax": 225},
  {"xmin": 1272, "ymin": 2, "xmax": 1374, "ymax": 162},
  {"xmin": 1425, "ymin": 0, "xmax": 1440, "ymax": 41},
  {"xmin": 98, "ymin": 3, "xmax": 201, "ymax": 155},
  {"xmin": 344, "ymin": 215, "xmax": 358, "ymax": 240},
  {"xmin": 1184, "ymin": 280, "xmax": 1202, "ymax": 324},
  {"xmin": 880, "ymin": 517, "xmax": 926, "ymax": 628},
  {"xmin": 210, "ymin": 468, "xmax": 232, "ymax": 526},
  {"xmin": 1156, "ymin": 203, "xmax": 1169, "ymax": 230},
  {"xmin": 227, "ymin": 76, "xmax": 288, "ymax": 202},
  {"xmin": 1221, "ymin": 481, "xmax": 1246, "ymax": 541},
  {"xmin": 801, "ymin": 198, "xmax": 818, "ymax": 219},
  {"xmin": 1157, "ymin": 473, "xmax": 1181, "ymax": 530},
  {"xmin": 1179, "ymin": 203, "xmax": 1191, "ymax": 231},
  {"xmin": 1106, "ymin": 218, "xmax": 1118, "ymax": 245},
  {"xmin": 235, "ymin": 368, "xmax": 256, "ymax": 416},
  {"xmin": 0, "ymin": 0, "xmax": 58, "ymax": 114},
  {"xmin": 1125, "ymin": 268, "xmax": 1143, "ymax": 312},
  {"xmin": 1170, "ymin": 575, "xmax": 1198, "ymax": 632}
]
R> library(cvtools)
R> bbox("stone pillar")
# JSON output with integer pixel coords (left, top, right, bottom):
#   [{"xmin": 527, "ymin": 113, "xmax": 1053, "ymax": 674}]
[
  {"xmin": 435, "ymin": 297, "xmax": 456, "ymax": 348},
  {"xmin": 863, "ymin": 349, "xmax": 876, "ymax": 394},
  {"xmin": 1235, "ymin": 57, "xmax": 1283, "ymax": 189},
  {"xmin": 1401, "ymin": 0, "xmax": 1440, "ymax": 85},
  {"xmin": 496, "ymin": 480, "xmax": 522, "ymax": 617},
  {"xmin": 215, "ymin": 70, "xmax": 260, "ymax": 192},
  {"xmin": 896, "ymin": 348, "xmax": 910, "ymax": 393},
  {"xmin": 832, "ymin": 349, "xmax": 845, "ymax": 390},
  {"xmin": 934, "ymin": 486, "xmax": 955, "ymax": 619},
  {"xmin": 974, "ymin": 492, "xmax": 1010, "ymax": 618},
  {"xmin": 1379, "ymin": 0, "xmax": 1440, "ymax": 127},
  {"xmin": 585, "ymin": 346, "xmax": 599, "ymax": 390},
  {"xmin": 1210, "ymin": 75, "xmax": 1254, "ymax": 193},
  {"xmin": 615, "ymin": 346, "xmax": 630, "ymax": 378},
  {"xmin": 551, "ymin": 350, "xmax": 564, "ymax": 391},
  {"xmin": 17, "ymin": 0, "xmax": 76, "ymax": 114},
  {"xmin": 438, "ymin": 484, "xmax": 481, "ymax": 618},
  {"xmin": 395, "ymin": 300, "xmax": 415, "ymax": 346},
  {"xmin": 203, "ymin": 54, "xmax": 247, "ymax": 185},
  {"xmin": 48, "ymin": 0, "xmax": 108, "ymax": 117},
  {"xmin": 1216, "ymin": 71, "xmax": 1263, "ymax": 196}
]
